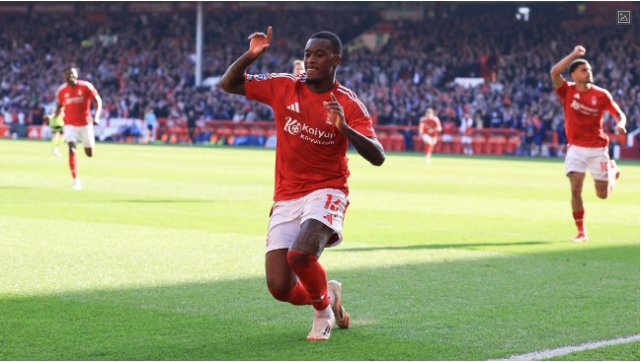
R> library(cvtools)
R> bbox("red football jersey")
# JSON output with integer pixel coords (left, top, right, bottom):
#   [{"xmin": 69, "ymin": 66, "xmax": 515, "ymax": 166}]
[
  {"xmin": 56, "ymin": 80, "xmax": 99, "ymax": 126},
  {"xmin": 245, "ymin": 73, "xmax": 377, "ymax": 201},
  {"xmin": 420, "ymin": 116, "xmax": 441, "ymax": 137},
  {"xmin": 556, "ymin": 81, "xmax": 619, "ymax": 147}
]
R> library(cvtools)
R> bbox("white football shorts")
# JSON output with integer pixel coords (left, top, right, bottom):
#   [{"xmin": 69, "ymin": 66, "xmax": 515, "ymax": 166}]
[
  {"xmin": 565, "ymin": 144, "xmax": 611, "ymax": 181},
  {"xmin": 266, "ymin": 188, "xmax": 349, "ymax": 253},
  {"xmin": 63, "ymin": 124, "xmax": 95, "ymax": 148},
  {"xmin": 422, "ymin": 134, "xmax": 437, "ymax": 145}
]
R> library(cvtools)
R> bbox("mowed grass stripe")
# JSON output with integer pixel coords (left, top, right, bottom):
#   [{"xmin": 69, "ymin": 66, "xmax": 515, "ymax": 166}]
[
  {"xmin": 0, "ymin": 140, "xmax": 638, "ymax": 360},
  {"xmin": 1, "ymin": 244, "xmax": 637, "ymax": 360}
]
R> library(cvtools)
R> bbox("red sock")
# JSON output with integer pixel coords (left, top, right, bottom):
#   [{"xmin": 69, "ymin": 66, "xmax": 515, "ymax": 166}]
[
  {"xmin": 425, "ymin": 144, "xmax": 433, "ymax": 156},
  {"xmin": 573, "ymin": 210, "xmax": 585, "ymax": 234},
  {"xmin": 68, "ymin": 152, "xmax": 77, "ymax": 179},
  {"xmin": 287, "ymin": 250, "xmax": 329, "ymax": 311},
  {"xmin": 268, "ymin": 282, "xmax": 313, "ymax": 305}
]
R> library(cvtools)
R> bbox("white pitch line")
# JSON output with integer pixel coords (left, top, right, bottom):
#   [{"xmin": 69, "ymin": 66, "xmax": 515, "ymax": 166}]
[{"xmin": 492, "ymin": 334, "xmax": 640, "ymax": 361}]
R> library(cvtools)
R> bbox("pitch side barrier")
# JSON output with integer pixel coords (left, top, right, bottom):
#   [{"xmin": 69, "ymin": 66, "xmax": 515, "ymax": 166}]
[
  {"xmin": 3, "ymin": 119, "xmax": 636, "ymax": 159},
  {"xmin": 154, "ymin": 119, "xmax": 530, "ymax": 156},
  {"xmin": 151, "ymin": 119, "xmax": 637, "ymax": 158}
]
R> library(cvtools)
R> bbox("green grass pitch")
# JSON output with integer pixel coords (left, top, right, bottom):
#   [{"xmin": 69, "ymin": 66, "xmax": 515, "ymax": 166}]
[{"xmin": 0, "ymin": 139, "xmax": 638, "ymax": 360}]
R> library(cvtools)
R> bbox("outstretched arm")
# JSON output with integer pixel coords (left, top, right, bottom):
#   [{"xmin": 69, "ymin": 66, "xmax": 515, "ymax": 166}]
[
  {"xmin": 325, "ymin": 93, "xmax": 385, "ymax": 166},
  {"xmin": 218, "ymin": 26, "xmax": 273, "ymax": 96},
  {"xmin": 550, "ymin": 45, "xmax": 585, "ymax": 89}
]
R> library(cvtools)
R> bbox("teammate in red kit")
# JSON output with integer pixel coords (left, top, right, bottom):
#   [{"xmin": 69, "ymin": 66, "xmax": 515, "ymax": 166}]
[
  {"xmin": 54, "ymin": 64, "xmax": 102, "ymax": 190},
  {"xmin": 418, "ymin": 108, "xmax": 442, "ymax": 165},
  {"xmin": 219, "ymin": 26, "xmax": 385, "ymax": 340},
  {"xmin": 292, "ymin": 59, "xmax": 305, "ymax": 77},
  {"xmin": 550, "ymin": 46, "xmax": 627, "ymax": 242}
]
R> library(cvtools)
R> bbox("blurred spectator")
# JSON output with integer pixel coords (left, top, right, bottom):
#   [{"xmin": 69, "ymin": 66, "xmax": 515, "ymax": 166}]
[{"xmin": 0, "ymin": 2, "xmax": 637, "ymax": 154}]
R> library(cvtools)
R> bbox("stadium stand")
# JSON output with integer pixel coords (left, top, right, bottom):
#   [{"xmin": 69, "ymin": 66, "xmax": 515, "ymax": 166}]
[{"xmin": 0, "ymin": 2, "xmax": 638, "ymax": 158}]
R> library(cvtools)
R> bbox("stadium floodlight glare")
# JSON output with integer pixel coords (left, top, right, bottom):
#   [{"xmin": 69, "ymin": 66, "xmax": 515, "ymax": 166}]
[{"xmin": 516, "ymin": 6, "xmax": 530, "ymax": 21}]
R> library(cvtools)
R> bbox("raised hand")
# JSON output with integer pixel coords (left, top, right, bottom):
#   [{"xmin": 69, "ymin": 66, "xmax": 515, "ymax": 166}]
[
  {"xmin": 324, "ymin": 93, "xmax": 346, "ymax": 131},
  {"xmin": 247, "ymin": 26, "xmax": 272, "ymax": 58},
  {"xmin": 573, "ymin": 45, "xmax": 586, "ymax": 57}
]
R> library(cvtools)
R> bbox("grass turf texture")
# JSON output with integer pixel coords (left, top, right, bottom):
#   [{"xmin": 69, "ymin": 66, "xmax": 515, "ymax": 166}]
[{"xmin": 0, "ymin": 139, "xmax": 638, "ymax": 360}]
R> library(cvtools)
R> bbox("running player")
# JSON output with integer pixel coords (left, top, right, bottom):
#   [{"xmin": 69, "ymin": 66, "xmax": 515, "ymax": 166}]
[
  {"xmin": 219, "ymin": 26, "xmax": 385, "ymax": 340},
  {"xmin": 54, "ymin": 64, "xmax": 102, "ymax": 190},
  {"xmin": 418, "ymin": 108, "xmax": 442, "ymax": 165},
  {"xmin": 550, "ymin": 45, "xmax": 627, "ymax": 242}
]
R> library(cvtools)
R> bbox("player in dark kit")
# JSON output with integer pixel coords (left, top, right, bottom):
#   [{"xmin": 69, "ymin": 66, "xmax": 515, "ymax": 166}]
[{"xmin": 219, "ymin": 26, "xmax": 385, "ymax": 340}]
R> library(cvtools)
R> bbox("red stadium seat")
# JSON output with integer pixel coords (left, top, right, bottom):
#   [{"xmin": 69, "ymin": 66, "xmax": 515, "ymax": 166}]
[
  {"xmin": 472, "ymin": 135, "xmax": 486, "ymax": 155},
  {"xmin": 489, "ymin": 136, "xmax": 507, "ymax": 155},
  {"xmin": 440, "ymin": 141, "xmax": 452, "ymax": 154},
  {"xmin": 377, "ymin": 132, "xmax": 391, "ymax": 151},
  {"xmin": 412, "ymin": 135, "xmax": 423, "ymax": 152},
  {"xmin": 505, "ymin": 136, "xmax": 521, "ymax": 155},
  {"xmin": 389, "ymin": 133, "xmax": 405, "ymax": 151},
  {"xmin": 452, "ymin": 136, "xmax": 462, "ymax": 154}
]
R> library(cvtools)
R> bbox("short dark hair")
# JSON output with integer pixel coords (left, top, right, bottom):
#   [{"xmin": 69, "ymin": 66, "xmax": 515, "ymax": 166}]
[
  {"xmin": 569, "ymin": 58, "xmax": 589, "ymax": 74},
  {"xmin": 64, "ymin": 63, "xmax": 78, "ymax": 73},
  {"xmin": 309, "ymin": 31, "xmax": 343, "ymax": 56}
]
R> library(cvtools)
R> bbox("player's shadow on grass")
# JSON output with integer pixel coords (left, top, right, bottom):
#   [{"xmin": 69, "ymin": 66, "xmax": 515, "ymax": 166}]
[
  {"xmin": 1, "ymin": 244, "xmax": 637, "ymax": 360},
  {"xmin": 333, "ymin": 240, "xmax": 549, "ymax": 252}
]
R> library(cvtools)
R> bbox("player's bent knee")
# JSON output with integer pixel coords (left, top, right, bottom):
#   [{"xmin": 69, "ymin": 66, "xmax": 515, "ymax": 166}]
[
  {"xmin": 286, "ymin": 250, "xmax": 312, "ymax": 270},
  {"xmin": 596, "ymin": 190, "xmax": 608, "ymax": 199},
  {"xmin": 267, "ymin": 285, "xmax": 291, "ymax": 302}
]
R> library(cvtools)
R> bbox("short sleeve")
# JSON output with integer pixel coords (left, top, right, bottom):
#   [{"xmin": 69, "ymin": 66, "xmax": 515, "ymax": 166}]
[
  {"xmin": 345, "ymin": 98, "xmax": 376, "ymax": 138},
  {"xmin": 556, "ymin": 80, "xmax": 569, "ymax": 100},
  {"xmin": 244, "ymin": 73, "xmax": 288, "ymax": 106},
  {"xmin": 85, "ymin": 82, "xmax": 99, "ymax": 98},
  {"xmin": 602, "ymin": 89, "xmax": 620, "ymax": 118},
  {"xmin": 56, "ymin": 86, "xmax": 64, "ymax": 104}
]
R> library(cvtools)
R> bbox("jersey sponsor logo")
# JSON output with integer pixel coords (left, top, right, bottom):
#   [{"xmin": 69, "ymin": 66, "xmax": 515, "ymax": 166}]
[
  {"xmin": 283, "ymin": 116, "xmax": 337, "ymax": 145},
  {"xmin": 286, "ymin": 102, "xmax": 300, "ymax": 113},
  {"xmin": 570, "ymin": 99, "xmax": 599, "ymax": 116},
  {"xmin": 64, "ymin": 96, "xmax": 85, "ymax": 105},
  {"xmin": 284, "ymin": 117, "xmax": 302, "ymax": 135}
]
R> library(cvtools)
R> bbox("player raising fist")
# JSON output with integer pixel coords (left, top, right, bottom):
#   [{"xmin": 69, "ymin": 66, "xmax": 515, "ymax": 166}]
[{"xmin": 550, "ymin": 45, "xmax": 627, "ymax": 242}]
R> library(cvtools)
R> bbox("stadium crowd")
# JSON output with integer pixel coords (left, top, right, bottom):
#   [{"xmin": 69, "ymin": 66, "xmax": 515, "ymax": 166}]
[{"xmin": 0, "ymin": 2, "xmax": 638, "ymax": 155}]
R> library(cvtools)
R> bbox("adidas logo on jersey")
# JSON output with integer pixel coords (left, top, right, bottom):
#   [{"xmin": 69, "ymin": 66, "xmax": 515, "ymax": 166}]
[{"xmin": 286, "ymin": 102, "xmax": 300, "ymax": 113}]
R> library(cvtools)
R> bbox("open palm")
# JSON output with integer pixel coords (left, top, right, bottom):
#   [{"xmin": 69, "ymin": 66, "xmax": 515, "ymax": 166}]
[{"xmin": 248, "ymin": 26, "xmax": 272, "ymax": 57}]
